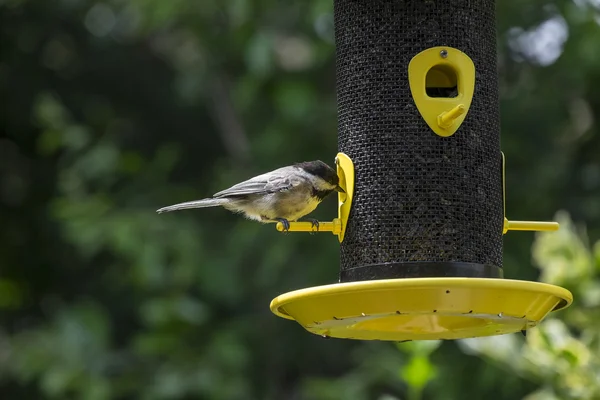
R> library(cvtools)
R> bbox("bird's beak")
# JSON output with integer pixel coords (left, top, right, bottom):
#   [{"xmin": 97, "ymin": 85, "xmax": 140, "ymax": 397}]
[{"xmin": 335, "ymin": 185, "xmax": 345, "ymax": 193}]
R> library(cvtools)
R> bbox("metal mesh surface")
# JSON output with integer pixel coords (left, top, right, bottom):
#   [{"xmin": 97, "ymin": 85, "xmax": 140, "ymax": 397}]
[{"xmin": 335, "ymin": 0, "xmax": 503, "ymax": 281}]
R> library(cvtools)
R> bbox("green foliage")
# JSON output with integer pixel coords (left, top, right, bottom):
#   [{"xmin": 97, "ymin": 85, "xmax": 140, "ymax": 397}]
[
  {"xmin": 397, "ymin": 341, "xmax": 440, "ymax": 400},
  {"xmin": 0, "ymin": 0, "xmax": 599, "ymax": 399},
  {"xmin": 460, "ymin": 213, "xmax": 600, "ymax": 400}
]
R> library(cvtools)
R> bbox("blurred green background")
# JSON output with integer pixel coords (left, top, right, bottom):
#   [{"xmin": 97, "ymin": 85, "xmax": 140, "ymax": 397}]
[{"xmin": 1, "ymin": 0, "xmax": 599, "ymax": 399}]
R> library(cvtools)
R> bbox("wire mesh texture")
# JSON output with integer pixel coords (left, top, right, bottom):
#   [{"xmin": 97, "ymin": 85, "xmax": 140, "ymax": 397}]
[{"xmin": 335, "ymin": 0, "xmax": 503, "ymax": 281}]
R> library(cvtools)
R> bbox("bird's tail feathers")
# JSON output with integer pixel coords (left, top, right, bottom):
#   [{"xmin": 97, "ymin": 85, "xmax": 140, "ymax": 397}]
[{"xmin": 156, "ymin": 198, "xmax": 229, "ymax": 213}]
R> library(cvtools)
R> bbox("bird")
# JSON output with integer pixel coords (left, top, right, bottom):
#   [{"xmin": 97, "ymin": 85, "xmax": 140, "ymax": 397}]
[{"xmin": 156, "ymin": 160, "xmax": 344, "ymax": 231}]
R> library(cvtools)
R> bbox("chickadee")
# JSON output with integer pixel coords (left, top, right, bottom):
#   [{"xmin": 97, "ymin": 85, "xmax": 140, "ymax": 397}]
[{"xmin": 156, "ymin": 160, "xmax": 344, "ymax": 231}]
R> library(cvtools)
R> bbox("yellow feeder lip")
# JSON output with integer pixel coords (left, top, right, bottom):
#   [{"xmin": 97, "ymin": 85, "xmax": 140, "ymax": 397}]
[{"xmin": 270, "ymin": 278, "xmax": 572, "ymax": 341}]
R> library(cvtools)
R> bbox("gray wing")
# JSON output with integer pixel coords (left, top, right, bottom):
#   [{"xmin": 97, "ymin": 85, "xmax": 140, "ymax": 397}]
[{"xmin": 212, "ymin": 166, "xmax": 301, "ymax": 198}]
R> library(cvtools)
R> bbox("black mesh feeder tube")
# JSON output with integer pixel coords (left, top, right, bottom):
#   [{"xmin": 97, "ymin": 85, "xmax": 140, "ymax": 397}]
[{"xmin": 270, "ymin": 0, "xmax": 572, "ymax": 341}]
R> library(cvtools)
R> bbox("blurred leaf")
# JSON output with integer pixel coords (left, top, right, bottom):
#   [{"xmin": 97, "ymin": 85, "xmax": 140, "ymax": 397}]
[
  {"xmin": 273, "ymin": 80, "xmax": 317, "ymax": 120},
  {"xmin": 396, "ymin": 340, "xmax": 442, "ymax": 357},
  {"xmin": 245, "ymin": 31, "xmax": 273, "ymax": 76},
  {"xmin": 400, "ymin": 355, "xmax": 437, "ymax": 392},
  {"xmin": 461, "ymin": 213, "xmax": 600, "ymax": 400}
]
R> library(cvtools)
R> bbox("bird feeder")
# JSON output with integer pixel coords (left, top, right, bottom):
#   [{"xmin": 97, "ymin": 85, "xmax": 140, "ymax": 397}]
[{"xmin": 270, "ymin": 0, "xmax": 572, "ymax": 341}]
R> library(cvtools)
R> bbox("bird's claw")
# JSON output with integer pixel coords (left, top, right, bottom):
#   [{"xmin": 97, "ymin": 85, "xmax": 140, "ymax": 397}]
[
  {"xmin": 304, "ymin": 218, "xmax": 320, "ymax": 234},
  {"xmin": 275, "ymin": 218, "xmax": 291, "ymax": 232}
]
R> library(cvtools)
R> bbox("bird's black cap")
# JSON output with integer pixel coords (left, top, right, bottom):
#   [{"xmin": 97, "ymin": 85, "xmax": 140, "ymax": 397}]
[{"xmin": 296, "ymin": 160, "xmax": 339, "ymax": 186}]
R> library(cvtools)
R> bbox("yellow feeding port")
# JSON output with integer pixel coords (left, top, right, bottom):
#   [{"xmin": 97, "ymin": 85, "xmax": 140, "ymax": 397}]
[
  {"xmin": 270, "ymin": 278, "xmax": 572, "ymax": 341},
  {"xmin": 408, "ymin": 46, "xmax": 475, "ymax": 137}
]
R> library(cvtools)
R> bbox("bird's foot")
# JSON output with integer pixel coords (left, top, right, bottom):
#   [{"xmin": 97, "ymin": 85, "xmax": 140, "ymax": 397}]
[
  {"xmin": 303, "ymin": 218, "xmax": 320, "ymax": 234},
  {"xmin": 274, "ymin": 218, "xmax": 291, "ymax": 232}
]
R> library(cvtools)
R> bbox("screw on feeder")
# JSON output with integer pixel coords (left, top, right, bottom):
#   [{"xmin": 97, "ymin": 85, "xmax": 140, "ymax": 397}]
[{"xmin": 440, "ymin": 49, "xmax": 448, "ymax": 58}]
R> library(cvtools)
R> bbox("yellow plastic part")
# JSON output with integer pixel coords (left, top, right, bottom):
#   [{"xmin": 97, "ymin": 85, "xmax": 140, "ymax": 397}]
[
  {"xmin": 501, "ymin": 152, "xmax": 559, "ymax": 234},
  {"xmin": 408, "ymin": 47, "xmax": 475, "ymax": 137},
  {"xmin": 276, "ymin": 221, "xmax": 342, "ymax": 234},
  {"xmin": 438, "ymin": 104, "xmax": 466, "ymax": 128},
  {"xmin": 504, "ymin": 219, "xmax": 559, "ymax": 234},
  {"xmin": 270, "ymin": 278, "xmax": 572, "ymax": 341},
  {"xmin": 276, "ymin": 153, "xmax": 355, "ymax": 243}
]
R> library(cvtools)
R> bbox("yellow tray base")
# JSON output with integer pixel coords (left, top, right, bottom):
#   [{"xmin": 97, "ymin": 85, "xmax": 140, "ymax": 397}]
[{"xmin": 270, "ymin": 278, "xmax": 572, "ymax": 341}]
